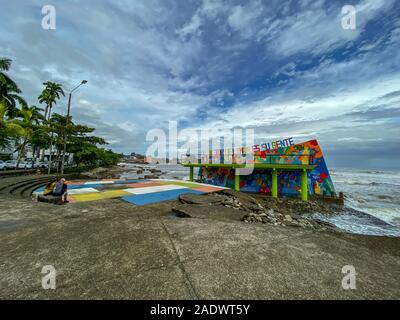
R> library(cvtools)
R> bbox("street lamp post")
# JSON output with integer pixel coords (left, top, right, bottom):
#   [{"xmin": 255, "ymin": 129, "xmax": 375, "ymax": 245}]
[{"xmin": 60, "ymin": 80, "xmax": 87, "ymax": 174}]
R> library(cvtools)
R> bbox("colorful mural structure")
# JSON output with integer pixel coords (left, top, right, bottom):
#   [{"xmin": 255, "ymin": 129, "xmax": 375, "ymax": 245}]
[{"xmin": 182, "ymin": 139, "xmax": 335, "ymax": 201}]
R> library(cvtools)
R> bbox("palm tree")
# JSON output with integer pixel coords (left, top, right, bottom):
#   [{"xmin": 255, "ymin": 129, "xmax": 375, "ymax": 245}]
[
  {"xmin": 12, "ymin": 105, "xmax": 44, "ymax": 168},
  {"xmin": 0, "ymin": 58, "xmax": 27, "ymax": 118},
  {"xmin": 0, "ymin": 100, "xmax": 24, "ymax": 149},
  {"xmin": 38, "ymin": 81, "xmax": 65, "ymax": 120},
  {"xmin": 38, "ymin": 81, "xmax": 64, "ymax": 161},
  {"xmin": 38, "ymin": 89, "xmax": 52, "ymax": 120}
]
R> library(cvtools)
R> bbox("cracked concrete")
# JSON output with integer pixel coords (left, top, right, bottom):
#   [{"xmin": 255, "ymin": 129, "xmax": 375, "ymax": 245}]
[
  {"xmin": 0, "ymin": 194, "xmax": 399, "ymax": 299},
  {"xmin": 161, "ymin": 221, "xmax": 200, "ymax": 299}
]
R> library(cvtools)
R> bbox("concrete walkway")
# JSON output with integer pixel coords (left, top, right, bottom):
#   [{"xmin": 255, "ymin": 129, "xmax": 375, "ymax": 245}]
[{"xmin": 0, "ymin": 195, "xmax": 399, "ymax": 299}]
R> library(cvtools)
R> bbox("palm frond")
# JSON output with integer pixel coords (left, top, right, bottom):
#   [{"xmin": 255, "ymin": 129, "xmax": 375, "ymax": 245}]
[
  {"xmin": 0, "ymin": 73, "xmax": 22, "ymax": 93},
  {"xmin": 9, "ymin": 94, "xmax": 27, "ymax": 107},
  {"xmin": 0, "ymin": 58, "xmax": 12, "ymax": 71}
]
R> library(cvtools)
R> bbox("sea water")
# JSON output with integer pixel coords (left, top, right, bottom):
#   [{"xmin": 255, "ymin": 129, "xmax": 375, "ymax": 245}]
[
  {"xmin": 324, "ymin": 168, "xmax": 400, "ymax": 237},
  {"xmin": 121, "ymin": 164, "xmax": 400, "ymax": 237}
]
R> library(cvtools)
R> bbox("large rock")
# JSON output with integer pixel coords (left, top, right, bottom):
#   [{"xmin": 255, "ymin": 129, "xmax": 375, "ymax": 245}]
[
  {"xmin": 37, "ymin": 194, "xmax": 64, "ymax": 205},
  {"xmin": 178, "ymin": 193, "xmax": 223, "ymax": 205},
  {"xmin": 172, "ymin": 204, "xmax": 246, "ymax": 221},
  {"xmin": 313, "ymin": 218, "xmax": 338, "ymax": 229}
]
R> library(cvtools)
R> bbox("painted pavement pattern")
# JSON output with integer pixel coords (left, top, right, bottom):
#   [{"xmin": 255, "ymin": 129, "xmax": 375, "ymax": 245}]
[{"xmin": 34, "ymin": 179, "xmax": 226, "ymax": 206}]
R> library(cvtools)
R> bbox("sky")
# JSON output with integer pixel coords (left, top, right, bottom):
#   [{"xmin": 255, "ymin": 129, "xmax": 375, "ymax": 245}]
[{"xmin": 1, "ymin": 0, "xmax": 400, "ymax": 169}]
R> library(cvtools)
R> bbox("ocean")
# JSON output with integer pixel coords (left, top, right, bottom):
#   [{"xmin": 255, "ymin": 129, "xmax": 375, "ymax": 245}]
[
  {"xmin": 325, "ymin": 168, "xmax": 400, "ymax": 237},
  {"xmin": 120, "ymin": 164, "xmax": 400, "ymax": 237}
]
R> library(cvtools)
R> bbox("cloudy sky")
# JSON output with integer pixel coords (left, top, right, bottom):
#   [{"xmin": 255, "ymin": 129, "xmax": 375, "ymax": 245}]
[{"xmin": 1, "ymin": 0, "xmax": 399, "ymax": 168}]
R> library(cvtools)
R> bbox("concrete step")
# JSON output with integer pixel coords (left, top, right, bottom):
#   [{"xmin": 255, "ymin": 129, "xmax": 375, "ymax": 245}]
[
  {"xmin": 0, "ymin": 174, "xmax": 81, "ymax": 199},
  {"xmin": 20, "ymin": 178, "xmax": 60, "ymax": 198},
  {"xmin": 0, "ymin": 176, "xmax": 59, "ymax": 199},
  {"xmin": 3, "ymin": 177, "xmax": 57, "ymax": 195}
]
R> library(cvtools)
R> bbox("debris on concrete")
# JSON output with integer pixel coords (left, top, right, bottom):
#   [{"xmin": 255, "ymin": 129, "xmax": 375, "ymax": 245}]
[{"xmin": 174, "ymin": 189, "xmax": 339, "ymax": 231}]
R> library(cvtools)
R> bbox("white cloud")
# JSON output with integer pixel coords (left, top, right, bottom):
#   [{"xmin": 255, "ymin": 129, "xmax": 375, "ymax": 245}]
[
  {"xmin": 0, "ymin": 0, "xmax": 399, "ymax": 166},
  {"xmin": 227, "ymin": 2, "xmax": 264, "ymax": 39},
  {"xmin": 265, "ymin": 0, "xmax": 395, "ymax": 57}
]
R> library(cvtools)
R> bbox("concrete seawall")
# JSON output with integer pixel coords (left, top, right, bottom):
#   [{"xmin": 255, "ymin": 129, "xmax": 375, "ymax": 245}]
[{"xmin": 1, "ymin": 187, "xmax": 399, "ymax": 299}]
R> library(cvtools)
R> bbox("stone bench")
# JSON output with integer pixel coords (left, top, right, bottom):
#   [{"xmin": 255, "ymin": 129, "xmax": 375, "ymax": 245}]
[{"xmin": 37, "ymin": 194, "xmax": 64, "ymax": 205}]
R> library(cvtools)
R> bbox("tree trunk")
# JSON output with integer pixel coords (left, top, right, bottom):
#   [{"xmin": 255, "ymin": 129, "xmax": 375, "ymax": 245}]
[
  {"xmin": 47, "ymin": 132, "xmax": 54, "ymax": 174},
  {"xmin": 16, "ymin": 138, "xmax": 27, "ymax": 170},
  {"xmin": 40, "ymin": 104, "xmax": 50, "ymax": 160},
  {"xmin": 47, "ymin": 103, "xmax": 53, "ymax": 120},
  {"xmin": 48, "ymin": 107, "xmax": 52, "ymax": 120},
  {"xmin": 44, "ymin": 106, "xmax": 48, "ymax": 121},
  {"xmin": 32, "ymin": 146, "xmax": 36, "ymax": 167},
  {"xmin": 40, "ymin": 148, "xmax": 45, "ymax": 161},
  {"xmin": 55, "ymin": 147, "xmax": 61, "ymax": 173}
]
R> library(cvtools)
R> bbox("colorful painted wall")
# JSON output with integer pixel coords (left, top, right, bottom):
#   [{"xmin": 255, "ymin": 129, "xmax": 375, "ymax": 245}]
[{"xmin": 198, "ymin": 139, "xmax": 335, "ymax": 196}]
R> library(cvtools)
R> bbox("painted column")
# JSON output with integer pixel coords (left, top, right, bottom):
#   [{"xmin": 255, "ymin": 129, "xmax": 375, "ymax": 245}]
[
  {"xmin": 189, "ymin": 166, "xmax": 194, "ymax": 182},
  {"xmin": 234, "ymin": 169, "xmax": 240, "ymax": 191},
  {"xmin": 271, "ymin": 169, "xmax": 278, "ymax": 198},
  {"xmin": 301, "ymin": 169, "xmax": 308, "ymax": 201}
]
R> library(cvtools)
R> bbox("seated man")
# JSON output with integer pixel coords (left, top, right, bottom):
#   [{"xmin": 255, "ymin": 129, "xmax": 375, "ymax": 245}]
[{"xmin": 52, "ymin": 178, "xmax": 68, "ymax": 203}]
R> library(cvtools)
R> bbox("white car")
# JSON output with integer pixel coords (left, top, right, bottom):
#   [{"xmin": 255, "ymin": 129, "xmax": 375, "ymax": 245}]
[
  {"xmin": 0, "ymin": 160, "xmax": 5, "ymax": 170},
  {"xmin": 37, "ymin": 162, "xmax": 48, "ymax": 169},
  {"xmin": 5, "ymin": 160, "xmax": 17, "ymax": 169},
  {"xmin": 17, "ymin": 161, "xmax": 28, "ymax": 169},
  {"xmin": 25, "ymin": 162, "xmax": 37, "ymax": 169}
]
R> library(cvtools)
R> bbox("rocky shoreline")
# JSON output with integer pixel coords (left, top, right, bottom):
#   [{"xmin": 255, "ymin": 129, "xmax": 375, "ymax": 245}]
[
  {"xmin": 77, "ymin": 165, "xmax": 375, "ymax": 234},
  {"xmin": 82, "ymin": 164, "xmax": 167, "ymax": 180},
  {"xmin": 79, "ymin": 165, "xmax": 397, "ymax": 236},
  {"xmin": 172, "ymin": 189, "xmax": 340, "ymax": 232},
  {"xmin": 80, "ymin": 165, "xmax": 127, "ymax": 179}
]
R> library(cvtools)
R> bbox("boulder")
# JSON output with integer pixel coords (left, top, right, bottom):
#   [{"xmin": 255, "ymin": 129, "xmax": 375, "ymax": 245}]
[
  {"xmin": 285, "ymin": 215, "xmax": 293, "ymax": 222},
  {"xmin": 172, "ymin": 204, "xmax": 246, "ymax": 220},
  {"xmin": 37, "ymin": 194, "xmax": 64, "ymax": 205},
  {"xmin": 289, "ymin": 213, "xmax": 302, "ymax": 220},
  {"xmin": 313, "ymin": 218, "xmax": 337, "ymax": 229},
  {"xmin": 179, "ymin": 193, "xmax": 223, "ymax": 205},
  {"xmin": 144, "ymin": 175, "xmax": 159, "ymax": 179}
]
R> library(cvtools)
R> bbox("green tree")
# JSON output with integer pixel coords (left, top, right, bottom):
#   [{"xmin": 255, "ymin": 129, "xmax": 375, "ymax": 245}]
[
  {"xmin": 0, "ymin": 100, "xmax": 24, "ymax": 148},
  {"xmin": 0, "ymin": 58, "xmax": 27, "ymax": 118},
  {"xmin": 46, "ymin": 113, "xmax": 108, "ymax": 171},
  {"xmin": 38, "ymin": 81, "xmax": 65, "ymax": 120},
  {"xmin": 38, "ymin": 81, "xmax": 65, "ymax": 160},
  {"xmin": 46, "ymin": 113, "xmax": 121, "ymax": 168},
  {"xmin": 12, "ymin": 105, "xmax": 44, "ymax": 167},
  {"xmin": 30, "ymin": 123, "xmax": 51, "ymax": 161},
  {"xmin": 73, "ymin": 146, "xmax": 120, "ymax": 167}
]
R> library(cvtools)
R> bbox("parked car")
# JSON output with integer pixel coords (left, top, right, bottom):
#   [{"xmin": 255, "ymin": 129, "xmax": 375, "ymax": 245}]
[
  {"xmin": 5, "ymin": 160, "xmax": 17, "ymax": 169},
  {"xmin": 0, "ymin": 160, "xmax": 6, "ymax": 170},
  {"xmin": 25, "ymin": 161, "xmax": 38, "ymax": 169},
  {"xmin": 23, "ymin": 159, "xmax": 36, "ymax": 169},
  {"xmin": 17, "ymin": 161, "xmax": 29, "ymax": 169},
  {"xmin": 37, "ymin": 162, "xmax": 48, "ymax": 169}
]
